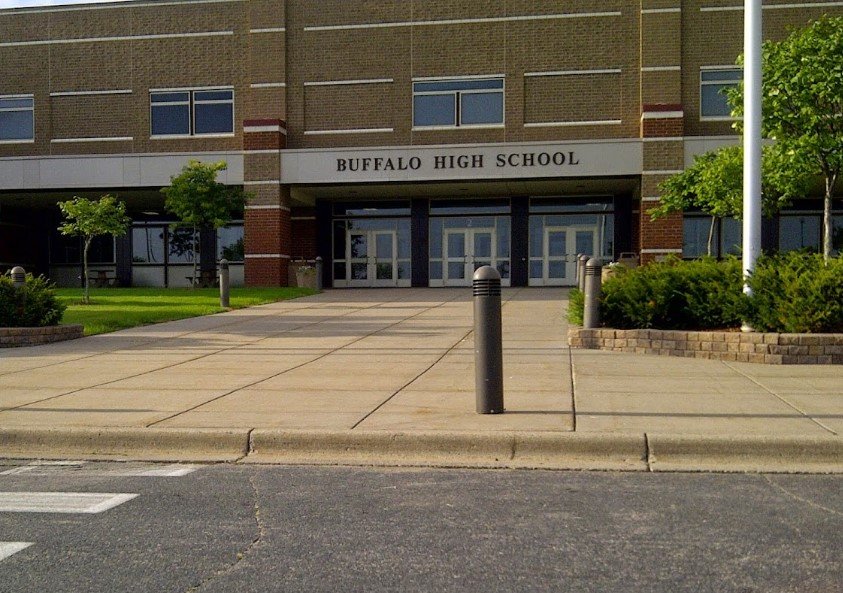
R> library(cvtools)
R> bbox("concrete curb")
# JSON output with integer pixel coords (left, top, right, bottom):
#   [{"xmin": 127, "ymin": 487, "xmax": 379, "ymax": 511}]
[
  {"xmin": 647, "ymin": 434, "xmax": 843, "ymax": 473},
  {"xmin": 246, "ymin": 430, "xmax": 649, "ymax": 471},
  {"xmin": 0, "ymin": 427, "xmax": 251, "ymax": 462},
  {"xmin": 0, "ymin": 428, "xmax": 840, "ymax": 473}
]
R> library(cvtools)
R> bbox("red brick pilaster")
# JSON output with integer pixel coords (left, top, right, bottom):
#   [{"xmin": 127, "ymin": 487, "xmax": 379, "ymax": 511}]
[
  {"xmin": 640, "ymin": 104, "xmax": 685, "ymax": 264},
  {"xmin": 243, "ymin": 119, "xmax": 291, "ymax": 286}
]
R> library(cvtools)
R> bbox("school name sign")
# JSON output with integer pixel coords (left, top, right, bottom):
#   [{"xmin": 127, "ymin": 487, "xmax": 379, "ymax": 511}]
[{"xmin": 279, "ymin": 140, "xmax": 643, "ymax": 184}]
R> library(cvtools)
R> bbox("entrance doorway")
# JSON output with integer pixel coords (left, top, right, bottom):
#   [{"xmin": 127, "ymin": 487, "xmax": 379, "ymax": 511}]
[
  {"xmin": 442, "ymin": 227, "xmax": 496, "ymax": 286},
  {"xmin": 344, "ymin": 229, "xmax": 403, "ymax": 287},
  {"xmin": 533, "ymin": 225, "xmax": 597, "ymax": 286}
]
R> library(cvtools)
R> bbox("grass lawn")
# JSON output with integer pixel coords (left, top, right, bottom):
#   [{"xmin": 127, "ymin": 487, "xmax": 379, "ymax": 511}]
[{"xmin": 56, "ymin": 287, "xmax": 317, "ymax": 336}]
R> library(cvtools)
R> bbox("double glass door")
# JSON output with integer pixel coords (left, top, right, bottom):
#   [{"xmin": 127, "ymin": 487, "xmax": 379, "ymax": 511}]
[
  {"xmin": 347, "ymin": 230, "xmax": 399, "ymax": 287},
  {"xmin": 540, "ymin": 226, "xmax": 597, "ymax": 286},
  {"xmin": 443, "ymin": 228, "xmax": 496, "ymax": 286}
]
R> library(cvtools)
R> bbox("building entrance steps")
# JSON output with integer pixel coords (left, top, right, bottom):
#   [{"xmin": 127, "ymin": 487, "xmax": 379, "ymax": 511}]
[{"xmin": 0, "ymin": 289, "xmax": 840, "ymax": 472}]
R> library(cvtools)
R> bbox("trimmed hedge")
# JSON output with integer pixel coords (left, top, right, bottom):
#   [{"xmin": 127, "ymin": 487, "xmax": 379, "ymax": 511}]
[
  {"xmin": 567, "ymin": 254, "xmax": 843, "ymax": 333},
  {"xmin": 743, "ymin": 252, "xmax": 843, "ymax": 333},
  {"xmin": 0, "ymin": 273, "xmax": 66, "ymax": 327},
  {"xmin": 599, "ymin": 257, "xmax": 744, "ymax": 330}
]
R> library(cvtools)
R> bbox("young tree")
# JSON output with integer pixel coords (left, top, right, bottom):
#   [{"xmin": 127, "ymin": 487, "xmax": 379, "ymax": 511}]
[
  {"xmin": 161, "ymin": 160, "xmax": 245, "ymax": 287},
  {"xmin": 650, "ymin": 144, "xmax": 810, "ymax": 255},
  {"xmin": 730, "ymin": 15, "xmax": 843, "ymax": 261},
  {"xmin": 58, "ymin": 195, "xmax": 130, "ymax": 304}
]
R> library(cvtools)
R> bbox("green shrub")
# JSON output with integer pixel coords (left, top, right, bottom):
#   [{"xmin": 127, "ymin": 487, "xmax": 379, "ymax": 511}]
[
  {"xmin": 0, "ymin": 273, "xmax": 66, "ymax": 327},
  {"xmin": 567, "ymin": 288, "xmax": 584, "ymax": 326},
  {"xmin": 599, "ymin": 257, "xmax": 744, "ymax": 330},
  {"xmin": 743, "ymin": 252, "xmax": 843, "ymax": 333}
]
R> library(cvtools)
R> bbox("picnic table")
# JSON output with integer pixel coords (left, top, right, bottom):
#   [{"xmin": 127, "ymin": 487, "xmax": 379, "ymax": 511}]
[
  {"xmin": 185, "ymin": 270, "xmax": 218, "ymax": 288},
  {"xmin": 90, "ymin": 270, "xmax": 117, "ymax": 288}
]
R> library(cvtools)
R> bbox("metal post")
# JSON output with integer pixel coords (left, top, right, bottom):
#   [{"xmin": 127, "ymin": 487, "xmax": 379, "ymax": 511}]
[
  {"xmin": 315, "ymin": 256, "xmax": 323, "ymax": 290},
  {"xmin": 743, "ymin": 0, "xmax": 762, "ymax": 299},
  {"xmin": 219, "ymin": 259, "xmax": 230, "ymax": 308},
  {"xmin": 473, "ymin": 266, "xmax": 504, "ymax": 414},
  {"xmin": 583, "ymin": 258, "xmax": 602, "ymax": 329},
  {"xmin": 11, "ymin": 266, "xmax": 25, "ymax": 288},
  {"xmin": 577, "ymin": 255, "xmax": 589, "ymax": 292}
]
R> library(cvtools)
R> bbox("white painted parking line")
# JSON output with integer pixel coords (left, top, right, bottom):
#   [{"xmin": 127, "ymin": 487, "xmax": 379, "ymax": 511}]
[
  {"xmin": 0, "ymin": 542, "xmax": 33, "ymax": 561},
  {"xmin": 1, "ymin": 461, "xmax": 86, "ymax": 475},
  {"xmin": 1, "ymin": 462, "xmax": 197, "ymax": 477},
  {"xmin": 0, "ymin": 492, "xmax": 139, "ymax": 514},
  {"xmin": 132, "ymin": 465, "xmax": 197, "ymax": 477}
]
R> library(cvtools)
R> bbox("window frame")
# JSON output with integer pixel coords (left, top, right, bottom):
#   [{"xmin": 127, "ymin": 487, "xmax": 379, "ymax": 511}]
[
  {"xmin": 0, "ymin": 94, "xmax": 35, "ymax": 143},
  {"xmin": 412, "ymin": 76, "xmax": 505, "ymax": 131},
  {"xmin": 699, "ymin": 67, "xmax": 742, "ymax": 122},
  {"xmin": 149, "ymin": 86, "xmax": 235, "ymax": 139}
]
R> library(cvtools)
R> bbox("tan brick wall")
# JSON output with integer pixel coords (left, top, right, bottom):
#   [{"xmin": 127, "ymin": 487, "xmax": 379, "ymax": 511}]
[
  {"xmin": 304, "ymin": 83, "xmax": 394, "ymax": 133},
  {"xmin": 284, "ymin": 0, "xmax": 639, "ymax": 148},
  {"xmin": 524, "ymin": 74, "xmax": 621, "ymax": 124},
  {"xmin": 0, "ymin": 0, "xmax": 249, "ymax": 157},
  {"xmin": 682, "ymin": 0, "xmax": 843, "ymax": 137}
]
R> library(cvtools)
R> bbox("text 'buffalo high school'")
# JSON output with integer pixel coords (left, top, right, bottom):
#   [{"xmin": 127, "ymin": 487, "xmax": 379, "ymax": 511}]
[{"xmin": 1, "ymin": 0, "xmax": 841, "ymax": 288}]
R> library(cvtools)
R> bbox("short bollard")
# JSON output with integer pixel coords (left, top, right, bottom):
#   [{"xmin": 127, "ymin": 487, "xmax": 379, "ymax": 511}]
[
  {"xmin": 11, "ymin": 266, "xmax": 25, "ymax": 288},
  {"xmin": 583, "ymin": 258, "xmax": 602, "ymax": 329},
  {"xmin": 219, "ymin": 259, "xmax": 230, "ymax": 308},
  {"xmin": 315, "ymin": 256, "xmax": 323, "ymax": 290},
  {"xmin": 473, "ymin": 266, "xmax": 504, "ymax": 414},
  {"xmin": 577, "ymin": 254, "xmax": 589, "ymax": 292}
]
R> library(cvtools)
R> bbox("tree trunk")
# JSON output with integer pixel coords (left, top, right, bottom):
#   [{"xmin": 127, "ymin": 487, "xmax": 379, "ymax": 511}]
[
  {"xmin": 823, "ymin": 174, "xmax": 836, "ymax": 263},
  {"xmin": 192, "ymin": 224, "xmax": 198, "ymax": 289},
  {"xmin": 83, "ymin": 236, "xmax": 91, "ymax": 304},
  {"xmin": 707, "ymin": 216, "xmax": 717, "ymax": 257}
]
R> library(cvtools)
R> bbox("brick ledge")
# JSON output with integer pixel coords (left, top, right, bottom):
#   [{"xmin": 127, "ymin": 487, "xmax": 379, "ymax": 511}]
[
  {"xmin": 568, "ymin": 327, "xmax": 843, "ymax": 365},
  {"xmin": 0, "ymin": 325, "xmax": 84, "ymax": 348}
]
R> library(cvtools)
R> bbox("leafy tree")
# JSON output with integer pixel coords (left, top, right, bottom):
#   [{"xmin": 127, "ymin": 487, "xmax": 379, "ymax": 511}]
[
  {"xmin": 730, "ymin": 15, "xmax": 843, "ymax": 261},
  {"xmin": 58, "ymin": 195, "xmax": 130, "ymax": 304},
  {"xmin": 161, "ymin": 160, "xmax": 245, "ymax": 287},
  {"xmin": 650, "ymin": 144, "xmax": 810, "ymax": 255}
]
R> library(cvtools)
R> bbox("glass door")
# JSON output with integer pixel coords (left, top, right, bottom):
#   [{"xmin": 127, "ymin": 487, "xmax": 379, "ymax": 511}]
[
  {"xmin": 347, "ymin": 231, "xmax": 370, "ymax": 287},
  {"xmin": 541, "ymin": 226, "xmax": 597, "ymax": 286},
  {"xmin": 443, "ymin": 228, "xmax": 496, "ymax": 286},
  {"xmin": 346, "ymin": 230, "xmax": 399, "ymax": 287},
  {"xmin": 372, "ymin": 231, "xmax": 398, "ymax": 287}
]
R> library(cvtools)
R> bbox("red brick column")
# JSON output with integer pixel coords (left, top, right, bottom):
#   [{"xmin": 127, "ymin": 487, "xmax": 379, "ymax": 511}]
[
  {"xmin": 639, "ymin": 104, "xmax": 685, "ymax": 264},
  {"xmin": 243, "ymin": 119, "xmax": 291, "ymax": 286}
]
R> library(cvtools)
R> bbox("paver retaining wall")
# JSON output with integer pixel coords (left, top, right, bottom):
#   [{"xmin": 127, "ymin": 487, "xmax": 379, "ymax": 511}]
[
  {"xmin": 568, "ymin": 328, "xmax": 843, "ymax": 365},
  {"xmin": 0, "ymin": 325, "xmax": 84, "ymax": 347}
]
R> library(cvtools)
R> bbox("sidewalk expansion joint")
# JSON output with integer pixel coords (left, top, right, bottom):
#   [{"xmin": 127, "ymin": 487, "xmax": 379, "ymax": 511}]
[{"xmin": 722, "ymin": 361, "xmax": 838, "ymax": 435}]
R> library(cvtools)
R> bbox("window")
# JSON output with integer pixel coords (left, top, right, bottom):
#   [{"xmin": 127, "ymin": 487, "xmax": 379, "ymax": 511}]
[
  {"xmin": 413, "ymin": 77, "xmax": 504, "ymax": 129},
  {"xmin": 779, "ymin": 215, "xmax": 821, "ymax": 253},
  {"xmin": 217, "ymin": 224, "xmax": 244, "ymax": 262},
  {"xmin": 700, "ymin": 68, "xmax": 742, "ymax": 120},
  {"xmin": 683, "ymin": 216, "xmax": 742, "ymax": 258},
  {"xmin": 0, "ymin": 95, "xmax": 34, "ymax": 142},
  {"xmin": 150, "ymin": 88, "xmax": 233, "ymax": 137}
]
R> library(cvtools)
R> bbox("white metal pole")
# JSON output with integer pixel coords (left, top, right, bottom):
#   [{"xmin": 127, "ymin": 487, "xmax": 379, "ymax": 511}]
[{"xmin": 743, "ymin": 0, "xmax": 762, "ymax": 299}]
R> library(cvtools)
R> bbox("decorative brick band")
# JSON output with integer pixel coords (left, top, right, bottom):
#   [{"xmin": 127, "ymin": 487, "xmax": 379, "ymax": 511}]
[
  {"xmin": 0, "ymin": 324, "xmax": 84, "ymax": 348},
  {"xmin": 568, "ymin": 328, "xmax": 843, "ymax": 365}
]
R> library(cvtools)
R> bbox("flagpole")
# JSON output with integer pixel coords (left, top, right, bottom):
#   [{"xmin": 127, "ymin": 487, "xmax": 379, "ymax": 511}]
[{"xmin": 743, "ymin": 0, "xmax": 762, "ymax": 300}]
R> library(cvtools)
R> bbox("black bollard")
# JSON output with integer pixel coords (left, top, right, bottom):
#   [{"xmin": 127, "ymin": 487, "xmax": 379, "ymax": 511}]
[
  {"xmin": 577, "ymin": 254, "xmax": 589, "ymax": 292},
  {"xmin": 473, "ymin": 266, "xmax": 504, "ymax": 414},
  {"xmin": 583, "ymin": 258, "xmax": 602, "ymax": 329},
  {"xmin": 11, "ymin": 266, "xmax": 25, "ymax": 288},
  {"xmin": 219, "ymin": 259, "xmax": 230, "ymax": 308}
]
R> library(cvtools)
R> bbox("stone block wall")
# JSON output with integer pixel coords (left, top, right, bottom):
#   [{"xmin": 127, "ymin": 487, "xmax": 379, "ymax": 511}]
[
  {"xmin": 568, "ymin": 327, "xmax": 843, "ymax": 365},
  {"xmin": 0, "ymin": 324, "xmax": 84, "ymax": 347}
]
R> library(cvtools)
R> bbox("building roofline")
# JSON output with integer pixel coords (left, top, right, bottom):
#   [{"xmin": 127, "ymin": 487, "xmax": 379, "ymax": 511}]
[{"xmin": 0, "ymin": 0, "xmax": 244, "ymax": 17}]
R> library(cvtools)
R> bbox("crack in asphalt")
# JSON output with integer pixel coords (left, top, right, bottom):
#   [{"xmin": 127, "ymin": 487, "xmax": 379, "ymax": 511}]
[
  {"xmin": 761, "ymin": 473, "xmax": 843, "ymax": 517},
  {"xmin": 185, "ymin": 468, "xmax": 266, "ymax": 592}
]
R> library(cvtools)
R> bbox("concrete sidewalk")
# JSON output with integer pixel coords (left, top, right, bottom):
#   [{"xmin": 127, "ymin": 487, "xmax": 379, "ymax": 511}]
[{"xmin": 0, "ymin": 289, "xmax": 840, "ymax": 472}]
